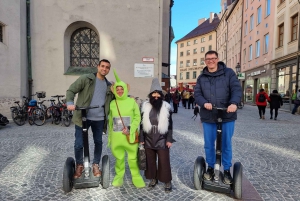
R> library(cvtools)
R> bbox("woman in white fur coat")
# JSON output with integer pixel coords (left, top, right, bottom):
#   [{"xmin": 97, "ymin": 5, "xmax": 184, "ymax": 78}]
[{"xmin": 139, "ymin": 78, "xmax": 175, "ymax": 193}]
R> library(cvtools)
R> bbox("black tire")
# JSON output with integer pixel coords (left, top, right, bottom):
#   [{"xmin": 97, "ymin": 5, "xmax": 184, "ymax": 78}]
[
  {"xmin": 63, "ymin": 157, "xmax": 75, "ymax": 193},
  {"xmin": 233, "ymin": 162, "xmax": 243, "ymax": 199},
  {"xmin": 53, "ymin": 108, "xmax": 61, "ymax": 125},
  {"xmin": 62, "ymin": 109, "xmax": 71, "ymax": 127},
  {"xmin": 45, "ymin": 107, "xmax": 52, "ymax": 119},
  {"xmin": 32, "ymin": 108, "xmax": 46, "ymax": 126},
  {"xmin": 101, "ymin": 155, "xmax": 110, "ymax": 189},
  {"xmin": 12, "ymin": 109, "xmax": 25, "ymax": 126},
  {"xmin": 193, "ymin": 156, "xmax": 206, "ymax": 190}
]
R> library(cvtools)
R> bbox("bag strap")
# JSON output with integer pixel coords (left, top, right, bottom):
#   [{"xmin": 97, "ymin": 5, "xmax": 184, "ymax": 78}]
[{"xmin": 115, "ymin": 100, "xmax": 125, "ymax": 129}]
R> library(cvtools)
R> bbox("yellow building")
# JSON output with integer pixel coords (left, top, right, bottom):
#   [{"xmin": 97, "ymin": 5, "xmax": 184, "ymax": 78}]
[{"xmin": 175, "ymin": 13, "xmax": 220, "ymax": 90}]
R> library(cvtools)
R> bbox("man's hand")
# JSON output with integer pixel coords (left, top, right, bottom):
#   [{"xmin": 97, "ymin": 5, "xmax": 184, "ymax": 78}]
[
  {"xmin": 227, "ymin": 104, "xmax": 237, "ymax": 113},
  {"xmin": 140, "ymin": 142, "xmax": 145, "ymax": 145},
  {"xmin": 166, "ymin": 142, "xmax": 172, "ymax": 148},
  {"xmin": 204, "ymin": 103, "xmax": 212, "ymax": 110},
  {"xmin": 67, "ymin": 105, "xmax": 75, "ymax": 111},
  {"xmin": 122, "ymin": 127, "xmax": 130, "ymax": 135}
]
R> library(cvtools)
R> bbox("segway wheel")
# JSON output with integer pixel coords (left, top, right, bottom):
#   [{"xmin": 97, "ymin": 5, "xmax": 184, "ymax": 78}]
[
  {"xmin": 101, "ymin": 155, "xmax": 110, "ymax": 189},
  {"xmin": 63, "ymin": 157, "xmax": 75, "ymax": 193},
  {"xmin": 233, "ymin": 162, "xmax": 243, "ymax": 199},
  {"xmin": 193, "ymin": 156, "xmax": 206, "ymax": 190}
]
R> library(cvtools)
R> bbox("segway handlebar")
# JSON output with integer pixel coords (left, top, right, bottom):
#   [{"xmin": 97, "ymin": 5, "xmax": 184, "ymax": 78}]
[
  {"xmin": 212, "ymin": 107, "xmax": 228, "ymax": 111},
  {"xmin": 75, "ymin": 105, "xmax": 99, "ymax": 110}
]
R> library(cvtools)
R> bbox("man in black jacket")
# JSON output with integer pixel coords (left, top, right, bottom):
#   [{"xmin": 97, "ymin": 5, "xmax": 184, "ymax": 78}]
[{"xmin": 194, "ymin": 50, "xmax": 242, "ymax": 185}]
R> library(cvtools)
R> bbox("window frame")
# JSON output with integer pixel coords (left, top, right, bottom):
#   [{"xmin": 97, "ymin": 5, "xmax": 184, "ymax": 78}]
[
  {"xmin": 194, "ymin": 39, "xmax": 198, "ymax": 44},
  {"xmin": 180, "ymin": 61, "xmax": 183, "ymax": 68},
  {"xmin": 186, "ymin": 50, "xmax": 190, "ymax": 56},
  {"xmin": 250, "ymin": 14, "xmax": 254, "ymax": 31},
  {"xmin": 291, "ymin": 14, "xmax": 298, "ymax": 42},
  {"xmin": 249, "ymin": 44, "xmax": 253, "ymax": 61},
  {"xmin": 265, "ymin": 0, "xmax": 270, "ymax": 17},
  {"xmin": 255, "ymin": 40, "xmax": 260, "ymax": 58},
  {"xmin": 264, "ymin": 33, "xmax": 269, "ymax": 54},
  {"xmin": 257, "ymin": 6, "xmax": 261, "ymax": 25},
  {"xmin": 193, "ymin": 59, "xmax": 197, "ymax": 66},
  {"xmin": 186, "ymin": 60, "xmax": 190, "ymax": 67},
  {"xmin": 186, "ymin": 72, "xmax": 190, "ymax": 79},
  {"xmin": 278, "ymin": 23, "xmax": 284, "ymax": 47}
]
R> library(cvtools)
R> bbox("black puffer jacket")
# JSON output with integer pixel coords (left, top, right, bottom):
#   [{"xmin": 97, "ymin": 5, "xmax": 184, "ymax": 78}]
[
  {"xmin": 194, "ymin": 62, "xmax": 242, "ymax": 123},
  {"xmin": 269, "ymin": 93, "xmax": 283, "ymax": 108}
]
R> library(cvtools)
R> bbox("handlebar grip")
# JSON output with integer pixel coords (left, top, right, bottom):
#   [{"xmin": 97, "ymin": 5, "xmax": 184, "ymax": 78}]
[
  {"xmin": 212, "ymin": 107, "xmax": 227, "ymax": 111},
  {"xmin": 75, "ymin": 105, "xmax": 99, "ymax": 110}
]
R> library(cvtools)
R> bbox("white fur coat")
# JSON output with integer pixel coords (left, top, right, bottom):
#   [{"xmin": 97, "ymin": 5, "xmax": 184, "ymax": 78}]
[{"xmin": 141, "ymin": 101, "xmax": 171, "ymax": 134}]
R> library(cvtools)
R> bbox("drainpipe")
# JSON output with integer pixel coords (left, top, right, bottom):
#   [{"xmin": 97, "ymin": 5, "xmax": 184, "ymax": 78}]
[
  {"xmin": 26, "ymin": 0, "xmax": 33, "ymax": 99},
  {"xmin": 168, "ymin": 0, "xmax": 174, "ymax": 89},
  {"xmin": 296, "ymin": 1, "xmax": 300, "ymax": 92}
]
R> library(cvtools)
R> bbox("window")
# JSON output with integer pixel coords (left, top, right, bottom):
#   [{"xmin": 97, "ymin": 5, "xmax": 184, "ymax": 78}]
[
  {"xmin": 70, "ymin": 27, "xmax": 99, "ymax": 68},
  {"xmin": 187, "ymin": 50, "xmax": 190, "ymax": 56},
  {"xmin": 264, "ymin": 33, "xmax": 269, "ymax": 53},
  {"xmin": 186, "ymin": 60, "xmax": 190, "ymax": 67},
  {"xmin": 180, "ymin": 73, "xmax": 183, "ymax": 80},
  {"xmin": 180, "ymin": 61, "xmax": 183, "ymax": 67},
  {"xmin": 250, "ymin": 15, "xmax": 254, "ymax": 31},
  {"xmin": 194, "ymin": 39, "xmax": 198, "ymax": 44},
  {"xmin": 245, "ymin": 0, "xmax": 248, "ymax": 9},
  {"xmin": 200, "ymin": 58, "xmax": 205, "ymax": 65},
  {"xmin": 257, "ymin": 7, "xmax": 261, "ymax": 25},
  {"xmin": 255, "ymin": 40, "xmax": 260, "ymax": 57},
  {"xmin": 208, "ymin": 45, "xmax": 212, "ymax": 51},
  {"xmin": 186, "ymin": 72, "xmax": 190, "ymax": 79},
  {"xmin": 0, "ymin": 24, "xmax": 3, "ymax": 42},
  {"xmin": 180, "ymin": 43, "xmax": 184, "ymax": 47},
  {"xmin": 265, "ymin": 0, "xmax": 270, "ymax": 17},
  {"xmin": 187, "ymin": 41, "xmax": 191, "ymax": 46},
  {"xmin": 193, "ymin": 59, "xmax": 197, "ymax": 66},
  {"xmin": 209, "ymin": 35, "xmax": 212, "ymax": 40},
  {"xmin": 201, "ymin": 47, "xmax": 205, "ymax": 52},
  {"xmin": 243, "ymin": 49, "xmax": 246, "ymax": 63},
  {"xmin": 279, "ymin": 0, "xmax": 285, "ymax": 4},
  {"xmin": 193, "ymin": 71, "xmax": 197, "ymax": 79},
  {"xmin": 278, "ymin": 24, "xmax": 284, "ymax": 47},
  {"xmin": 193, "ymin": 48, "xmax": 197, "ymax": 54},
  {"xmin": 201, "ymin": 37, "xmax": 205, "ymax": 42},
  {"xmin": 180, "ymin": 52, "xmax": 183, "ymax": 57},
  {"xmin": 244, "ymin": 21, "xmax": 248, "ymax": 36},
  {"xmin": 291, "ymin": 15, "xmax": 298, "ymax": 41},
  {"xmin": 249, "ymin": 45, "xmax": 253, "ymax": 61}
]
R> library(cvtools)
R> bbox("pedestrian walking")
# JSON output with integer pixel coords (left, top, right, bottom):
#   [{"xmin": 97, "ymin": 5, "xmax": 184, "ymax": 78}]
[
  {"xmin": 188, "ymin": 92, "xmax": 195, "ymax": 109},
  {"xmin": 172, "ymin": 90, "xmax": 180, "ymax": 113},
  {"xmin": 291, "ymin": 89, "xmax": 300, "ymax": 115},
  {"xmin": 255, "ymin": 88, "xmax": 270, "ymax": 119},
  {"xmin": 269, "ymin": 90, "xmax": 283, "ymax": 120}
]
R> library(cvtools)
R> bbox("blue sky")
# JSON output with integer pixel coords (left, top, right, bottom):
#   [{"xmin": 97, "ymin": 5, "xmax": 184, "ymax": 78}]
[{"xmin": 170, "ymin": 0, "xmax": 221, "ymax": 75}]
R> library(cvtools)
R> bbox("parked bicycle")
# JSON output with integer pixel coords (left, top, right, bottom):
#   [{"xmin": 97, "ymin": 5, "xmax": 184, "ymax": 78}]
[
  {"xmin": 61, "ymin": 98, "xmax": 73, "ymax": 127},
  {"xmin": 45, "ymin": 95, "xmax": 65, "ymax": 125}
]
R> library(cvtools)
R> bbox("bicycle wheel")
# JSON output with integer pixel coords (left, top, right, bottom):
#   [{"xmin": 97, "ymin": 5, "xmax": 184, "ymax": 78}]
[
  {"xmin": 45, "ymin": 107, "xmax": 52, "ymax": 119},
  {"xmin": 62, "ymin": 109, "xmax": 71, "ymax": 127},
  {"xmin": 54, "ymin": 109, "xmax": 61, "ymax": 125},
  {"xmin": 33, "ymin": 108, "xmax": 46, "ymax": 126},
  {"xmin": 11, "ymin": 109, "xmax": 25, "ymax": 126}
]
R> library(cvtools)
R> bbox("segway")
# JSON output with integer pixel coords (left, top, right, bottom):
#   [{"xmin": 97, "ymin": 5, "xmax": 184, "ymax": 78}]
[
  {"xmin": 63, "ymin": 105, "xmax": 110, "ymax": 192},
  {"xmin": 193, "ymin": 107, "xmax": 242, "ymax": 199}
]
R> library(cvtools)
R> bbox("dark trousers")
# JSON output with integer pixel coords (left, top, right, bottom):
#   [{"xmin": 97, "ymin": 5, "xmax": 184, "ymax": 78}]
[
  {"xmin": 173, "ymin": 102, "xmax": 178, "ymax": 113},
  {"xmin": 257, "ymin": 106, "xmax": 266, "ymax": 118},
  {"xmin": 270, "ymin": 107, "xmax": 279, "ymax": 118},
  {"xmin": 145, "ymin": 148, "xmax": 172, "ymax": 183}
]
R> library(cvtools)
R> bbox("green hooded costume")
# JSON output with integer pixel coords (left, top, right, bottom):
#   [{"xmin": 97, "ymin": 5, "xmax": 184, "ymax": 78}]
[{"xmin": 108, "ymin": 70, "xmax": 145, "ymax": 188}]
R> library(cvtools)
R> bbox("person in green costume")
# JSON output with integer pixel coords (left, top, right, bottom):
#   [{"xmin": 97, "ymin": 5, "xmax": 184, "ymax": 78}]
[{"xmin": 108, "ymin": 70, "xmax": 145, "ymax": 188}]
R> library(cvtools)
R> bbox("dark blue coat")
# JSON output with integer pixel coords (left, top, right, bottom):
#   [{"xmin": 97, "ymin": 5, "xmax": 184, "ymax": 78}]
[{"xmin": 194, "ymin": 62, "xmax": 242, "ymax": 123}]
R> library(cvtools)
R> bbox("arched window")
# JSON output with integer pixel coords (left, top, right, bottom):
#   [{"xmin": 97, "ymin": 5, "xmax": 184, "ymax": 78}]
[{"xmin": 70, "ymin": 27, "xmax": 99, "ymax": 68}]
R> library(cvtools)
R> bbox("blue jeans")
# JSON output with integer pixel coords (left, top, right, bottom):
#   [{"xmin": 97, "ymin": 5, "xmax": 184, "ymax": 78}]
[
  {"xmin": 74, "ymin": 120, "xmax": 104, "ymax": 164},
  {"xmin": 292, "ymin": 103, "xmax": 300, "ymax": 114},
  {"xmin": 202, "ymin": 121, "xmax": 235, "ymax": 170}
]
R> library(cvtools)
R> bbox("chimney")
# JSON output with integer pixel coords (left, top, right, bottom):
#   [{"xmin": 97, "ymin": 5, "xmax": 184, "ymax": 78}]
[
  {"xmin": 209, "ymin": 12, "xmax": 215, "ymax": 23},
  {"xmin": 198, "ymin": 18, "xmax": 206, "ymax": 26}
]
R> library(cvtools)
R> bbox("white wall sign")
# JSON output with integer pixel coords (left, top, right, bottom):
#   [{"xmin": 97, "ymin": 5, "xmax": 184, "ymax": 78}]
[
  {"xmin": 134, "ymin": 63, "xmax": 154, "ymax": 77},
  {"xmin": 142, "ymin": 57, "xmax": 154, "ymax": 62}
]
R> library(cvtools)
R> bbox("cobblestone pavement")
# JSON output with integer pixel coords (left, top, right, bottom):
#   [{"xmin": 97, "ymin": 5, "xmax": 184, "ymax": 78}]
[{"xmin": 0, "ymin": 104, "xmax": 299, "ymax": 201}]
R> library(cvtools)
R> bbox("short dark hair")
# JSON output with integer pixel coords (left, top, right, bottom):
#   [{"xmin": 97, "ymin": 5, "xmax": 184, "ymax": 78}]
[
  {"xmin": 148, "ymin": 90, "xmax": 164, "ymax": 99},
  {"xmin": 205, "ymin": 50, "xmax": 218, "ymax": 58},
  {"xmin": 98, "ymin": 59, "xmax": 110, "ymax": 66},
  {"xmin": 259, "ymin": 88, "xmax": 264, "ymax": 92}
]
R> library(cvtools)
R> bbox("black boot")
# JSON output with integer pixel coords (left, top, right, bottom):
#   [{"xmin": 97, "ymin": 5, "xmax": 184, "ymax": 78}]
[
  {"xmin": 164, "ymin": 182, "xmax": 172, "ymax": 192},
  {"xmin": 148, "ymin": 179, "xmax": 158, "ymax": 188}
]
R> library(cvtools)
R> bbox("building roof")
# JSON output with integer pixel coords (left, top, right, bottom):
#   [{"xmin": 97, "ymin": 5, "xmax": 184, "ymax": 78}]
[{"xmin": 175, "ymin": 14, "xmax": 220, "ymax": 43}]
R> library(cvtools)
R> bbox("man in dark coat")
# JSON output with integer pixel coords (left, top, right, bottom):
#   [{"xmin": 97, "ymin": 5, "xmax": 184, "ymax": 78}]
[
  {"xmin": 269, "ymin": 89, "xmax": 283, "ymax": 120},
  {"xmin": 139, "ymin": 78, "xmax": 174, "ymax": 192},
  {"xmin": 194, "ymin": 50, "xmax": 242, "ymax": 185}
]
